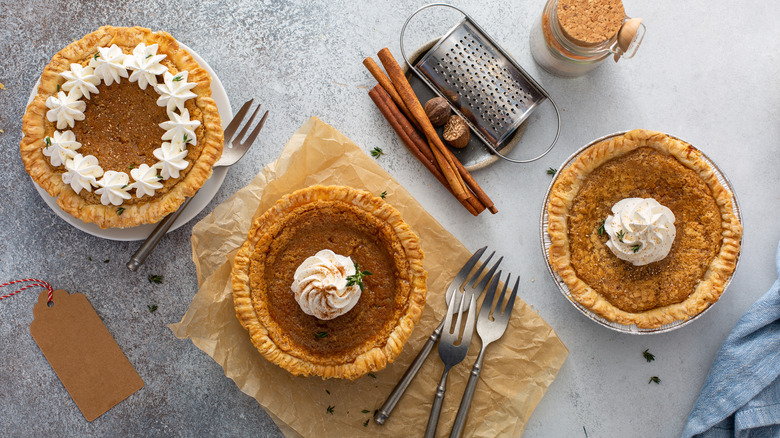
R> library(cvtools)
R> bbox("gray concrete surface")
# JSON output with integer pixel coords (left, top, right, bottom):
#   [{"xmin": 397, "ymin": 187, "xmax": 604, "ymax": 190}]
[{"xmin": 0, "ymin": 0, "xmax": 778, "ymax": 437}]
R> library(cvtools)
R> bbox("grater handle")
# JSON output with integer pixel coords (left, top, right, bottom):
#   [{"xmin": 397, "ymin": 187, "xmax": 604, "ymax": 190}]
[{"xmin": 400, "ymin": 3, "xmax": 469, "ymax": 70}]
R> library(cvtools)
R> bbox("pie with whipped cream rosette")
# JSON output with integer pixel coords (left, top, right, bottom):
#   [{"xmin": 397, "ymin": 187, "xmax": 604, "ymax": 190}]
[
  {"xmin": 231, "ymin": 185, "xmax": 427, "ymax": 379},
  {"xmin": 546, "ymin": 130, "xmax": 742, "ymax": 329},
  {"xmin": 21, "ymin": 26, "xmax": 222, "ymax": 228}
]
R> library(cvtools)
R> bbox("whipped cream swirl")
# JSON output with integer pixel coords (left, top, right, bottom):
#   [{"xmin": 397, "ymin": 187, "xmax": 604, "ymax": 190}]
[
  {"xmin": 45, "ymin": 90, "xmax": 86, "ymax": 129},
  {"xmin": 60, "ymin": 63, "xmax": 100, "ymax": 99},
  {"xmin": 153, "ymin": 141, "xmax": 189, "ymax": 179},
  {"xmin": 130, "ymin": 164, "xmax": 163, "ymax": 198},
  {"xmin": 156, "ymin": 70, "xmax": 197, "ymax": 113},
  {"xmin": 160, "ymin": 108, "xmax": 200, "ymax": 145},
  {"xmin": 604, "ymin": 198, "xmax": 676, "ymax": 266},
  {"xmin": 43, "ymin": 130, "xmax": 81, "ymax": 167},
  {"xmin": 92, "ymin": 44, "xmax": 129, "ymax": 86},
  {"xmin": 124, "ymin": 43, "xmax": 167, "ymax": 90},
  {"xmin": 96, "ymin": 171, "xmax": 131, "ymax": 206},
  {"xmin": 291, "ymin": 250, "xmax": 361, "ymax": 320},
  {"xmin": 62, "ymin": 154, "xmax": 102, "ymax": 194}
]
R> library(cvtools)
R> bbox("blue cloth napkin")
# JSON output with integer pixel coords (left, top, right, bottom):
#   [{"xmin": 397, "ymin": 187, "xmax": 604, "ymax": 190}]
[{"xmin": 681, "ymin": 241, "xmax": 780, "ymax": 438}]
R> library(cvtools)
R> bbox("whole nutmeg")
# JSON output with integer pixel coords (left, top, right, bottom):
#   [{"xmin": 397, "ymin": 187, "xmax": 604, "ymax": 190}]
[
  {"xmin": 442, "ymin": 115, "xmax": 470, "ymax": 149},
  {"xmin": 424, "ymin": 97, "xmax": 450, "ymax": 127}
]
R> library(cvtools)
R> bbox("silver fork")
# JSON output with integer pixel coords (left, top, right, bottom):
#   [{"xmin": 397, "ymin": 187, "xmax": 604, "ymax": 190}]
[
  {"xmin": 425, "ymin": 271, "xmax": 480, "ymax": 438},
  {"xmin": 449, "ymin": 271, "xmax": 520, "ymax": 438},
  {"xmin": 375, "ymin": 247, "xmax": 502, "ymax": 425},
  {"xmin": 127, "ymin": 99, "xmax": 268, "ymax": 271}
]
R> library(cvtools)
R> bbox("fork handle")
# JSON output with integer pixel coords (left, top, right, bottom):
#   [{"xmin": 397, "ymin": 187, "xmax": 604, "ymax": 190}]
[
  {"xmin": 127, "ymin": 197, "xmax": 193, "ymax": 271},
  {"xmin": 375, "ymin": 321, "xmax": 444, "ymax": 425},
  {"xmin": 450, "ymin": 346, "xmax": 487, "ymax": 438},
  {"xmin": 425, "ymin": 366, "xmax": 451, "ymax": 438}
]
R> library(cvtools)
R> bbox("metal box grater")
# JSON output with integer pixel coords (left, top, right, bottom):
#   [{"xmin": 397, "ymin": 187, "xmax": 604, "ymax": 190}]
[{"xmin": 401, "ymin": 3, "xmax": 561, "ymax": 163}]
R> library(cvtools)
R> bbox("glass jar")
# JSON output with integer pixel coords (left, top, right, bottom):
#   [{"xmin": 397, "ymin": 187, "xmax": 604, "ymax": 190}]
[{"xmin": 530, "ymin": 0, "xmax": 643, "ymax": 77}]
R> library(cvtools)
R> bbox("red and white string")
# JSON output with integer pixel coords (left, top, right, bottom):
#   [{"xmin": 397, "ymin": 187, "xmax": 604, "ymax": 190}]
[{"xmin": 0, "ymin": 279, "xmax": 54, "ymax": 303}]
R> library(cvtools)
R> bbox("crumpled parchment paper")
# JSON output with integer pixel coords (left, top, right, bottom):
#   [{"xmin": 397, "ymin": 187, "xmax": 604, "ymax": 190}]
[{"xmin": 169, "ymin": 117, "xmax": 568, "ymax": 437}]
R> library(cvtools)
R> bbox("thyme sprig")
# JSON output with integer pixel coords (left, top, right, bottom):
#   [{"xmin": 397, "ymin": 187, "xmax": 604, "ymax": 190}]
[{"xmin": 346, "ymin": 262, "xmax": 372, "ymax": 292}]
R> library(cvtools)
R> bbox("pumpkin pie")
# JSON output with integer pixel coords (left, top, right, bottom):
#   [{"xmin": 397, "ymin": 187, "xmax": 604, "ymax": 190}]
[
  {"xmin": 20, "ymin": 26, "xmax": 223, "ymax": 228},
  {"xmin": 547, "ymin": 130, "xmax": 742, "ymax": 328},
  {"xmin": 231, "ymin": 185, "xmax": 428, "ymax": 379}
]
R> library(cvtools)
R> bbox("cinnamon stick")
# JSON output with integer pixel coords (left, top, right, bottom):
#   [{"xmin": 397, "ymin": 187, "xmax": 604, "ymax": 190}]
[
  {"xmin": 376, "ymin": 48, "xmax": 471, "ymax": 203},
  {"xmin": 375, "ymin": 48, "xmax": 497, "ymax": 214},
  {"xmin": 369, "ymin": 86, "xmax": 482, "ymax": 216},
  {"xmin": 363, "ymin": 57, "xmax": 419, "ymax": 131}
]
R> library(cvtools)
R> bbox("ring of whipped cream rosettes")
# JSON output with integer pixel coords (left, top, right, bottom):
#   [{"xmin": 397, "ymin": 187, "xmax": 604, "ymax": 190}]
[{"xmin": 41, "ymin": 43, "xmax": 200, "ymax": 206}]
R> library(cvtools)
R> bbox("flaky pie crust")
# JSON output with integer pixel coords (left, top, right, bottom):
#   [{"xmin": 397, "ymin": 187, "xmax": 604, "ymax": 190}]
[
  {"xmin": 231, "ymin": 185, "xmax": 428, "ymax": 379},
  {"xmin": 20, "ymin": 26, "xmax": 223, "ymax": 228},
  {"xmin": 547, "ymin": 130, "xmax": 742, "ymax": 328}
]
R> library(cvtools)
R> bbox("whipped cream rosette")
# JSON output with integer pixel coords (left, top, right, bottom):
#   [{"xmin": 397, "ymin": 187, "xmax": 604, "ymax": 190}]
[
  {"xmin": 604, "ymin": 198, "xmax": 676, "ymax": 266},
  {"xmin": 290, "ymin": 250, "xmax": 363, "ymax": 320}
]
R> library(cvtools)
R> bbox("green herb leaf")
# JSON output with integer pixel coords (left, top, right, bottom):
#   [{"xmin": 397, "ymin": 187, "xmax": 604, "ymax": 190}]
[
  {"xmin": 88, "ymin": 257, "xmax": 92, "ymax": 261},
  {"xmin": 643, "ymin": 349, "xmax": 655, "ymax": 362},
  {"xmin": 93, "ymin": 53, "xmax": 99, "ymax": 60},
  {"xmin": 370, "ymin": 147, "xmax": 384, "ymax": 158},
  {"xmin": 148, "ymin": 274, "xmax": 163, "ymax": 284},
  {"xmin": 632, "ymin": 243, "xmax": 642, "ymax": 253},
  {"xmin": 121, "ymin": 184, "xmax": 128, "ymax": 189},
  {"xmin": 546, "ymin": 167, "xmax": 557, "ymax": 175},
  {"xmin": 617, "ymin": 230, "xmax": 625, "ymax": 242},
  {"xmin": 367, "ymin": 372, "xmax": 376, "ymax": 379},
  {"xmin": 315, "ymin": 331, "xmax": 328, "ymax": 339},
  {"xmin": 380, "ymin": 190, "xmax": 387, "ymax": 199},
  {"xmin": 146, "ymin": 54, "xmax": 152, "ymax": 59},
  {"xmin": 649, "ymin": 376, "xmax": 661, "ymax": 384},
  {"xmin": 104, "ymin": 259, "xmax": 110, "ymax": 263},
  {"xmin": 128, "ymin": 164, "xmax": 136, "ymax": 170},
  {"xmin": 373, "ymin": 409, "xmax": 378, "ymax": 417},
  {"xmin": 116, "ymin": 207, "xmax": 125, "ymax": 215},
  {"xmin": 345, "ymin": 262, "xmax": 373, "ymax": 292},
  {"xmin": 363, "ymin": 419, "xmax": 369, "ymax": 427},
  {"xmin": 56, "ymin": 84, "xmax": 60, "ymax": 92},
  {"xmin": 172, "ymin": 74, "xmax": 183, "ymax": 82},
  {"xmin": 148, "ymin": 305, "xmax": 158, "ymax": 313},
  {"xmin": 597, "ymin": 220, "xmax": 605, "ymax": 236},
  {"xmin": 183, "ymin": 134, "xmax": 190, "ymax": 143},
  {"xmin": 157, "ymin": 175, "xmax": 163, "ymax": 179},
  {"xmin": 326, "ymin": 405, "xmax": 334, "ymax": 415},
  {"xmin": 325, "ymin": 389, "xmax": 330, "ymax": 395},
  {"xmin": 44, "ymin": 136, "xmax": 52, "ymax": 146},
  {"xmin": 361, "ymin": 410, "xmax": 370, "ymax": 414}
]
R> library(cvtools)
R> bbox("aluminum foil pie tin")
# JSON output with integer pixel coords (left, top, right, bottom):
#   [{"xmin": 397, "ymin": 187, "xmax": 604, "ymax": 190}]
[{"xmin": 539, "ymin": 132, "xmax": 743, "ymax": 334}]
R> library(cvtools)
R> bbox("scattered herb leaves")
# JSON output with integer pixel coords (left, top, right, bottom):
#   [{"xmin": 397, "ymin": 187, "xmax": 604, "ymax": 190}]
[
  {"xmin": 172, "ymin": 74, "xmax": 183, "ymax": 82},
  {"xmin": 128, "ymin": 164, "xmax": 136, "ymax": 170},
  {"xmin": 88, "ymin": 257, "xmax": 92, "ymax": 261},
  {"xmin": 597, "ymin": 220, "xmax": 605, "ymax": 236},
  {"xmin": 346, "ymin": 263, "xmax": 372, "ymax": 292},
  {"xmin": 325, "ymin": 389, "xmax": 330, "ymax": 395},
  {"xmin": 148, "ymin": 274, "xmax": 163, "ymax": 284},
  {"xmin": 370, "ymin": 147, "xmax": 384, "ymax": 158},
  {"xmin": 380, "ymin": 190, "xmax": 387, "ymax": 199},
  {"xmin": 121, "ymin": 184, "xmax": 128, "ymax": 189},
  {"xmin": 44, "ymin": 136, "xmax": 52, "ymax": 146},
  {"xmin": 363, "ymin": 419, "xmax": 369, "ymax": 427},
  {"xmin": 104, "ymin": 259, "xmax": 110, "ymax": 263},
  {"xmin": 361, "ymin": 410, "xmax": 370, "ymax": 414},
  {"xmin": 315, "ymin": 331, "xmax": 328, "ymax": 339},
  {"xmin": 157, "ymin": 175, "xmax": 163, "ymax": 179},
  {"xmin": 643, "ymin": 349, "xmax": 655, "ymax": 362},
  {"xmin": 649, "ymin": 376, "xmax": 661, "ymax": 384},
  {"xmin": 146, "ymin": 53, "xmax": 152, "ymax": 59},
  {"xmin": 117, "ymin": 207, "xmax": 125, "ymax": 215},
  {"xmin": 617, "ymin": 230, "xmax": 625, "ymax": 242},
  {"xmin": 183, "ymin": 134, "xmax": 190, "ymax": 143},
  {"xmin": 93, "ymin": 53, "xmax": 99, "ymax": 60},
  {"xmin": 56, "ymin": 84, "xmax": 60, "ymax": 92},
  {"xmin": 367, "ymin": 372, "xmax": 376, "ymax": 379},
  {"xmin": 326, "ymin": 405, "xmax": 334, "ymax": 415},
  {"xmin": 632, "ymin": 243, "xmax": 642, "ymax": 253},
  {"xmin": 546, "ymin": 167, "xmax": 557, "ymax": 175},
  {"xmin": 148, "ymin": 305, "xmax": 158, "ymax": 313}
]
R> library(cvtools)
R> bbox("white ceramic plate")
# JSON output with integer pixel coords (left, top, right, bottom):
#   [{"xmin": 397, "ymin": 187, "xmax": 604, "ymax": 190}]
[
  {"xmin": 26, "ymin": 41, "xmax": 232, "ymax": 241},
  {"xmin": 539, "ymin": 132, "xmax": 742, "ymax": 334}
]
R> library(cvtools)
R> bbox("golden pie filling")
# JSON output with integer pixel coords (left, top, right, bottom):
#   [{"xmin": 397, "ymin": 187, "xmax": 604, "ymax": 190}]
[
  {"xmin": 547, "ymin": 130, "xmax": 742, "ymax": 328},
  {"xmin": 251, "ymin": 202, "xmax": 408, "ymax": 365},
  {"xmin": 567, "ymin": 147, "xmax": 722, "ymax": 313},
  {"xmin": 232, "ymin": 186, "xmax": 427, "ymax": 379}
]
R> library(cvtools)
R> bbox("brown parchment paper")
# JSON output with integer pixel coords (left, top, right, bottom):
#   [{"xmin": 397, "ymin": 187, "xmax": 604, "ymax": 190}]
[{"xmin": 169, "ymin": 117, "xmax": 568, "ymax": 437}]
